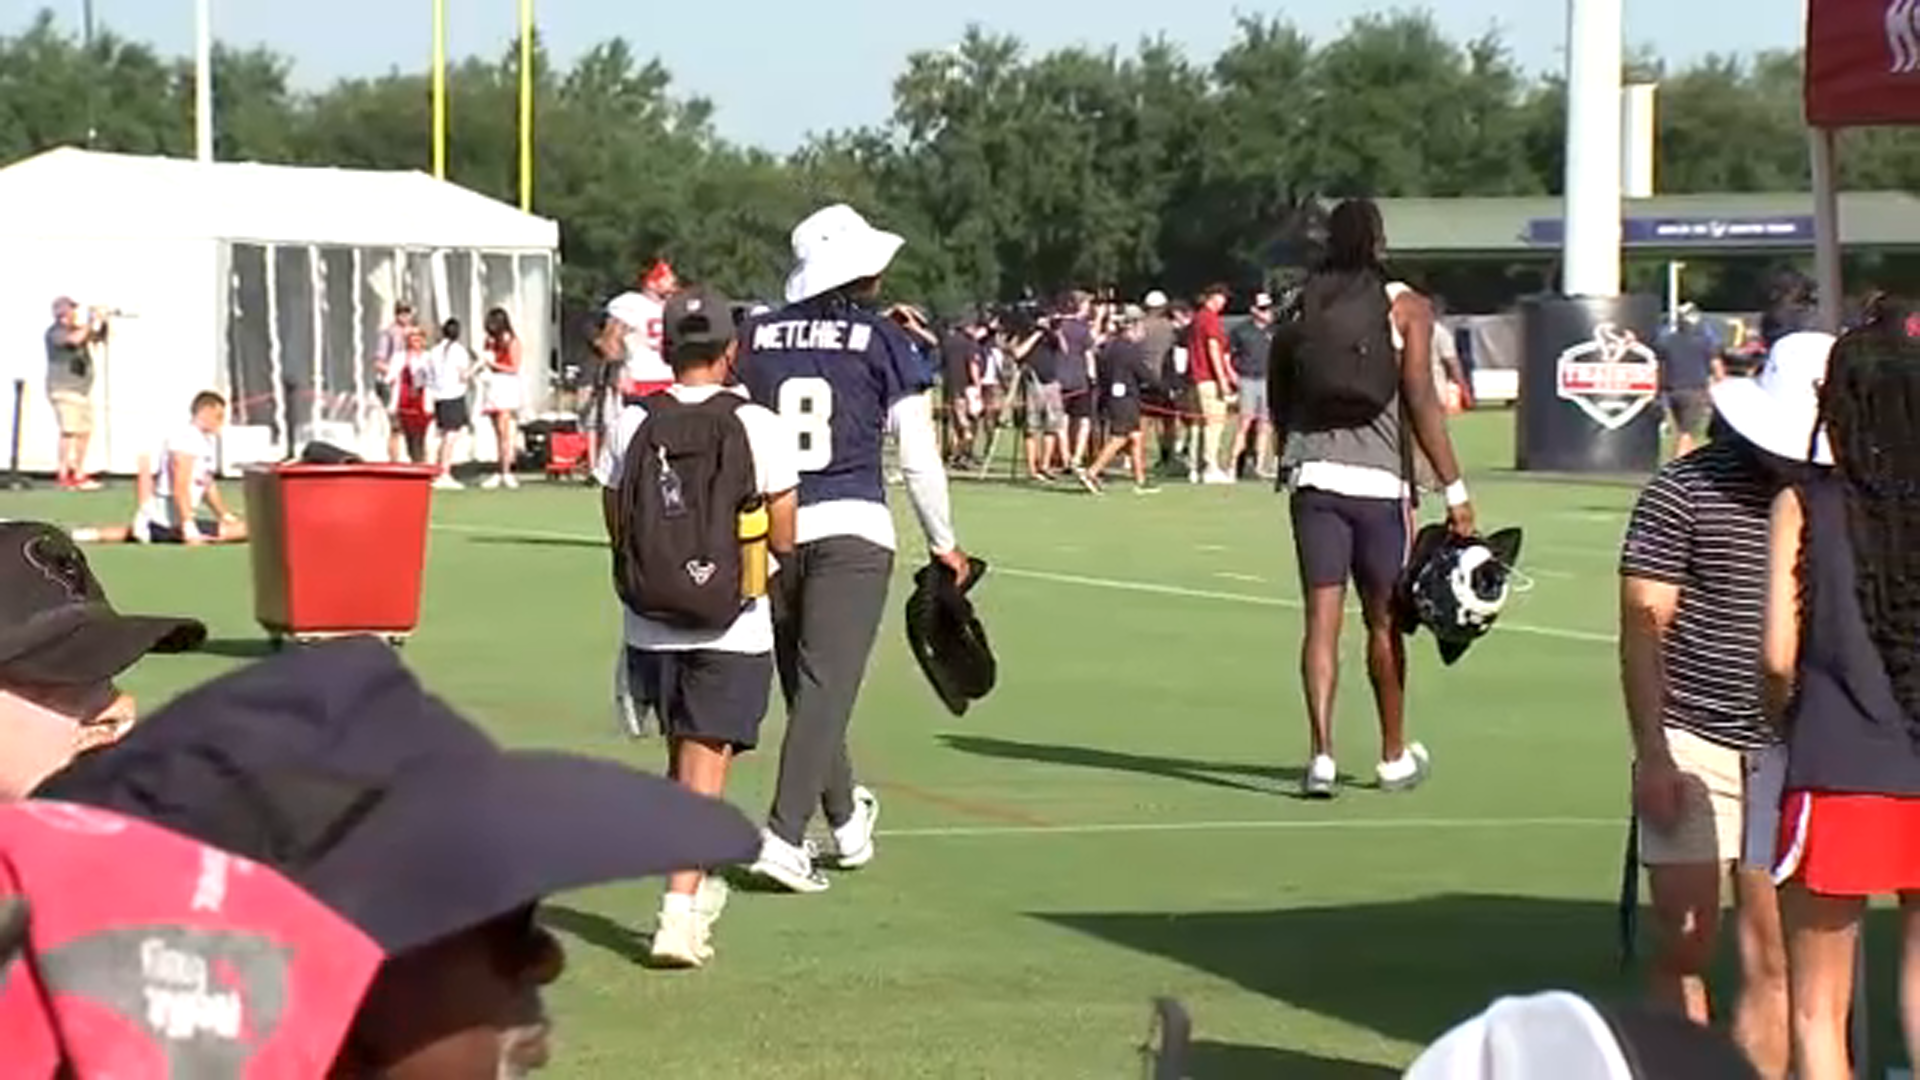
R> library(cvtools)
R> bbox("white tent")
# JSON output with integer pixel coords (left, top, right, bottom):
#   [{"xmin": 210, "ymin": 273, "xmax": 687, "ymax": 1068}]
[{"xmin": 0, "ymin": 147, "xmax": 561, "ymax": 475}]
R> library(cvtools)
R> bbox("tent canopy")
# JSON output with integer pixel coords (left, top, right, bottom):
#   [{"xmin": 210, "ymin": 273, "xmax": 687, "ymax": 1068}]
[{"xmin": 0, "ymin": 147, "xmax": 559, "ymax": 250}]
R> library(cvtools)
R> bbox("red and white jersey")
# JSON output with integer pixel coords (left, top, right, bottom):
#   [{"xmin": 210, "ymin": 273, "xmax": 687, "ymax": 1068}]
[{"xmin": 606, "ymin": 290, "xmax": 670, "ymax": 388}]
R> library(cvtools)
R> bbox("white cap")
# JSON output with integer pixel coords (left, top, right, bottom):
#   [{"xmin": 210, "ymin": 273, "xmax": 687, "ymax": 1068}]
[
  {"xmin": 1143, "ymin": 289, "xmax": 1169, "ymax": 310},
  {"xmin": 783, "ymin": 204, "xmax": 906, "ymax": 304}
]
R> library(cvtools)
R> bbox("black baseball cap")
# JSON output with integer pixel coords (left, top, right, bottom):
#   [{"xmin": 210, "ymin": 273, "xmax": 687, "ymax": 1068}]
[
  {"xmin": 34, "ymin": 637, "xmax": 761, "ymax": 954},
  {"xmin": 663, "ymin": 286, "xmax": 736, "ymax": 351},
  {"xmin": 0, "ymin": 522, "xmax": 205, "ymax": 687}
]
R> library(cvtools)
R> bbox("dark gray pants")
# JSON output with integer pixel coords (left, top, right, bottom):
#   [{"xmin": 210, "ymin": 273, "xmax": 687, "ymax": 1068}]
[{"xmin": 766, "ymin": 535, "xmax": 895, "ymax": 845}]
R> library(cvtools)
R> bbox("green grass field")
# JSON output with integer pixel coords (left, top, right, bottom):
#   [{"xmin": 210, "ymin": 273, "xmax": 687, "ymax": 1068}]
[{"xmin": 4, "ymin": 412, "xmax": 1909, "ymax": 1078}]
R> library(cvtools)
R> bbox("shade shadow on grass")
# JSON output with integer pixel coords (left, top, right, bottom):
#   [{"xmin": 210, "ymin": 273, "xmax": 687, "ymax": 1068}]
[
  {"xmin": 1039, "ymin": 894, "xmax": 1630, "ymax": 1049},
  {"xmin": 540, "ymin": 903, "xmax": 650, "ymax": 967},
  {"xmin": 940, "ymin": 733, "xmax": 1308, "ymax": 796},
  {"xmin": 1187, "ymin": 1042, "xmax": 1398, "ymax": 1079}
]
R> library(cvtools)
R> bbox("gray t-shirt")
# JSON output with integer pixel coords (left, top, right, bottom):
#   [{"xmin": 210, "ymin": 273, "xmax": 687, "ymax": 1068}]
[
  {"xmin": 1140, "ymin": 316, "xmax": 1175, "ymax": 379},
  {"xmin": 45, "ymin": 324, "xmax": 92, "ymax": 395}
]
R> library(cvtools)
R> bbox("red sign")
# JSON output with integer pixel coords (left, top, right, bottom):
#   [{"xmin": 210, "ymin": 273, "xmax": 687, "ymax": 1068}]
[{"xmin": 1807, "ymin": 0, "xmax": 1920, "ymax": 127}]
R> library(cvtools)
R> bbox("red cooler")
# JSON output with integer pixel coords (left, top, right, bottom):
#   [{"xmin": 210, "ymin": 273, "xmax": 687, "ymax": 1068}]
[{"xmin": 244, "ymin": 464, "xmax": 439, "ymax": 645}]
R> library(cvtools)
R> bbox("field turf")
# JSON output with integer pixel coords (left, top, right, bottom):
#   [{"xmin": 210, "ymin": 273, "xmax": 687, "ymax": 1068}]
[{"xmin": 4, "ymin": 411, "xmax": 1910, "ymax": 1078}]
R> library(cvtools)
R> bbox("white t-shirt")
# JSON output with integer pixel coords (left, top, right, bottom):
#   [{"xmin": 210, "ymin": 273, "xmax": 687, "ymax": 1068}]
[
  {"xmin": 606, "ymin": 291, "xmax": 671, "ymax": 387},
  {"xmin": 593, "ymin": 384, "xmax": 800, "ymax": 654},
  {"xmin": 428, "ymin": 341, "xmax": 476, "ymax": 401},
  {"xmin": 139, "ymin": 425, "xmax": 218, "ymax": 528}
]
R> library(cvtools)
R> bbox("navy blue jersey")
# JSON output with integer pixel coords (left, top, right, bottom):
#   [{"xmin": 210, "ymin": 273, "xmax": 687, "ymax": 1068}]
[{"xmin": 737, "ymin": 299, "xmax": 931, "ymax": 507}]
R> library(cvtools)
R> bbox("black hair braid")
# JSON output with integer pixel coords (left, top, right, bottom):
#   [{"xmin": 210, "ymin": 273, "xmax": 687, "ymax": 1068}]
[{"xmin": 1821, "ymin": 329, "xmax": 1920, "ymax": 746}]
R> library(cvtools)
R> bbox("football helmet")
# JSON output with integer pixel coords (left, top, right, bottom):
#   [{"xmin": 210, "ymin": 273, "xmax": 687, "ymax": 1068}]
[{"xmin": 1395, "ymin": 525, "xmax": 1524, "ymax": 665}]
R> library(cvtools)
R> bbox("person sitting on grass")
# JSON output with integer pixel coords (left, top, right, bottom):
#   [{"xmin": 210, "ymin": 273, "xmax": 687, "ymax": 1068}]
[
  {"xmin": 0, "ymin": 521, "xmax": 205, "ymax": 800},
  {"xmin": 597, "ymin": 286, "xmax": 799, "ymax": 968},
  {"xmin": 72, "ymin": 391, "xmax": 246, "ymax": 546}
]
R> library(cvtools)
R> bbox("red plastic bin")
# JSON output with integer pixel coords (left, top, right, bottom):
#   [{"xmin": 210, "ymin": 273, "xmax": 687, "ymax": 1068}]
[{"xmin": 243, "ymin": 464, "xmax": 439, "ymax": 644}]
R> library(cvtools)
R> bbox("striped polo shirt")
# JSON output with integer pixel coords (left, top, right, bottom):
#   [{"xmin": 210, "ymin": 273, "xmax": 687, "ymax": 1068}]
[{"xmin": 1618, "ymin": 440, "xmax": 1779, "ymax": 750}]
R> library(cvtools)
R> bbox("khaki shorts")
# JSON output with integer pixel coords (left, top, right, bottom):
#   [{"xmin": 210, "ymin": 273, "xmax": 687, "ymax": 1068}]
[
  {"xmin": 49, "ymin": 390, "xmax": 93, "ymax": 436},
  {"xmin": 1637, "ymin": 726, "xmax": 1785, "ymax": 869},
  {"xmin": 1197, "ymin": 380, "xmax": 1230, "ymax": 423}
]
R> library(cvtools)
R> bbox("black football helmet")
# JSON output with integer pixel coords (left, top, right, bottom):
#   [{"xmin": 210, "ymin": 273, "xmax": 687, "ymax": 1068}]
[{"xmin": 1394, "ymin": 525, "xmax": 1524, "ymax": 665}]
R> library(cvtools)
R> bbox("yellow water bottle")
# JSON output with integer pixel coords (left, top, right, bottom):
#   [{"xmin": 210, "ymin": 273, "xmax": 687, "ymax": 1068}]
[{"xmin": 738, "ymin": 497, "xmax": 769, "ymax": 599}]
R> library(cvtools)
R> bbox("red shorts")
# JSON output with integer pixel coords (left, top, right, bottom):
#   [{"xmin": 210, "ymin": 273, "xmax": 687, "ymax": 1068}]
[{"xmin": 1775, "ymin": 790, "xmax": 1920, "ymax": 896}]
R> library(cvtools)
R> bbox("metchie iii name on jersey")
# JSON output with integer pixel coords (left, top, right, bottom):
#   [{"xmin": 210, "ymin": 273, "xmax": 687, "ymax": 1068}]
[{"xmin": 751, "ymin": 320, "xmax": 877, "ymax": 353}]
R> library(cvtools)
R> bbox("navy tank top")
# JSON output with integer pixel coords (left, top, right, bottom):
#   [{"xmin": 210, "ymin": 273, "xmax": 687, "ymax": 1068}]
[{"xmin": 1786, "ymin": 476, "xmax": 1920, "ymax": 796}]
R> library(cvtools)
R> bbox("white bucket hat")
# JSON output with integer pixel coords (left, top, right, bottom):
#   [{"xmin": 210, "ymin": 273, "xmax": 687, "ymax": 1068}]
[
  {"xmin": 1405, "ymin": 991, "xmax": 1759, "ymax": 1080},
  {"xmin": 783, "ymin": 204, "xmax": 905, "ymax": 304},
  {"xmin": 1708, "ymin": 330, "xmax": 1838, "ymax": 465}
]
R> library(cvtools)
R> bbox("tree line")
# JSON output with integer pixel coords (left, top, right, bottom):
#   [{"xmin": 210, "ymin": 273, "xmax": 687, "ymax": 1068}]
[{"xmin": 5, "ymin": 8, "xmax": 1914, "ymax": 314}]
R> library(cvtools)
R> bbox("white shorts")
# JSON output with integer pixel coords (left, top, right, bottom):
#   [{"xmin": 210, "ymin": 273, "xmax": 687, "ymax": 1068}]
[{"xmin": 479, "ymin": 372, "xmax": 523, "ymax": 416}]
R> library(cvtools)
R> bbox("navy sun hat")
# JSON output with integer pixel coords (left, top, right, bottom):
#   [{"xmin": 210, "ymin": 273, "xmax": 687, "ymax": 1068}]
[{"xmin": 33, "ymin": 637, "xmax": 759, "ymax": 955}]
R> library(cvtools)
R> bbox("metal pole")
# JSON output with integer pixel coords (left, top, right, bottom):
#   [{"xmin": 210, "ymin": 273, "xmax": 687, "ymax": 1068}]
[
  {"xmin": 193, "ymin": 0, "xmax": 213, "ymax": 162},
  {"xmin": 4, "ymin": 380, "xmax": 31, "ymax": 490},
  {"xmin": 1561, "ymin": 0, "xmax": 1624, "ymax": 298},
  {"xmin": 81, "ymin": 0, "xmax": 97, "ymax": 146},
  {"xmin": 432, "ymin": 0, "xmax": 447, "ymax": 179},
  {"xmin": 1811, "ymin": 126, "xmax": 1844, "ymax": 334},
  {"xmin": 518, "ymin": 0, "xmax": 534, "ymax": 212}
]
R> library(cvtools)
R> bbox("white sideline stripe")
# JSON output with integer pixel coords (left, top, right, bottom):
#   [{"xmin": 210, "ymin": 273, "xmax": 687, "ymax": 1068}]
[
  {"xmin": 430, "ymin": 523, "xmax": 1615, "ymax": 645},
  {"xmin": 874, "ymin": 816, "xmax": 1617, "ymax": 839}
]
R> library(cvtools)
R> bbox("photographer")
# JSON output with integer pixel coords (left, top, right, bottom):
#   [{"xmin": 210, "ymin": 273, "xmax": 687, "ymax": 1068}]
[
  {"xmin": 44, "ymin": 298, "xmax": 106, "ymax": 491},
  {"xmin": 1006, "ymin": 307, "xmax": 1068, "ymax": 482}
]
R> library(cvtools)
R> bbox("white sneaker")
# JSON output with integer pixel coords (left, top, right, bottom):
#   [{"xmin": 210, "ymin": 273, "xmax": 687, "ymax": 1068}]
[
  {"xmin": 747, "ymin": 830, "xmax": 830, "ymax": 893},
  {"xmin": 1302, "ymin": 754, "xmax": 1338, "ymax": 798},
  {"xmin": 1377, "ymin": 743, "xmax": 1432, "ymax": 792},
  {"xmin": 1204, "ymin": 469, "xmax": 1235, "ymax": 485},
  {"xmin": 480, "ymin": 473, "xmax": 503, "ymax": 490},
  {"xmin": 818, "ymin": 787, "xmax": 880, "ymax": 870},
  {"xmin": 502, "ymin": 472, "xmax": 520, "ymax": 489},
  {"xmin": 649, "ymin": 907, "xmax": 706, "ymax": 969},
  {"xmin": 431, "ymin": 475, "xmax": 464, "ymax": 491}
]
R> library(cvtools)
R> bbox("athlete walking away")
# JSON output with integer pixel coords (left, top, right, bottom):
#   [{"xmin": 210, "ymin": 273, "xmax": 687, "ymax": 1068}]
[
  {"xmin": 1271, "ymin": 198, "xmax": 1474, "ymax": 798},
  {"xmin": 736, "ymin": 204, "xmax": 971, "ymax": 892}
]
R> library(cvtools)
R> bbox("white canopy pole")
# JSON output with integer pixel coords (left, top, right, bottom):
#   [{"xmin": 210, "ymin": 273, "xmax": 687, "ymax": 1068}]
[{"xmin": 1811, "ymin": 127, "xmax": 1843, "ymax": 333}]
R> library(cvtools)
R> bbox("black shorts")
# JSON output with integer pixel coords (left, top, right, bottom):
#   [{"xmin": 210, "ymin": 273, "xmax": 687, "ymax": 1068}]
[
  {"xmin": 1289, "ymin": 487, "xmax": 1409, "ymax": 595},
  {"xmin": 622, "ymin": 647, "xmax": 772, "ymax": 752},
  {"xmin": 141, "ymin": 517, "xmax": 221, "ymax": 544},
  {"xmin": 1104, "ymin": 400, "xmax": 1142, "ymax": 436},
  {"xmin": 1666, "ymin": 389, "xmax": 1712, "ymax": 438},
  {"xmin": 434, "ymin": 398, "xmax": 471, "ymax": 431},
  {"xmin": 1064, "ymin": 386, "xmax": 1095, "ymax": 421}
]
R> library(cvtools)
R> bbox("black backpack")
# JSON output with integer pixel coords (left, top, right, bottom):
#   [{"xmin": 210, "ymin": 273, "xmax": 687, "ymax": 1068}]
[
  {"xmin": 608, "ymin": 391, "xmax": 759, "ymax": 631},
  {"xmin": 1282, "ymin": 269, "xmax": 1400, "ymax": 429}
]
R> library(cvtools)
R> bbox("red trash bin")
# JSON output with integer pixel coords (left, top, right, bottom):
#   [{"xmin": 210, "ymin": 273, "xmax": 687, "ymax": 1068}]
[{"xmin": 244, "ymin": 464, "xmax": 440, "ymax": 645}]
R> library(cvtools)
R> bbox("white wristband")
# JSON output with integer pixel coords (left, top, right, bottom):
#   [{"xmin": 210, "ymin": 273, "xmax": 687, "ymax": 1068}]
[{"xmin": 1444, "ymin": 480, "xmax": 1470, "ymax": 508}]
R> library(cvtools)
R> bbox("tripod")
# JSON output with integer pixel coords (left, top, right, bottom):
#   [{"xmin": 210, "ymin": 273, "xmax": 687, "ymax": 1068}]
[{"xmin": 3, "ymin": 380, "xmax": 31, "ymax": 490}]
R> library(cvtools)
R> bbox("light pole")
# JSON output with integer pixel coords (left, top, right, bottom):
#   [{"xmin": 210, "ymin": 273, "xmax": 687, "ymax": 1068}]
[
  {"xmin": 432, "ymin": 0, "xmax": 447, "ymax": 178},
  {"xmin": 518, "ymin": 0, "xmax": 533, "ymax": 210},
  {"xmin": 193, "ymin": 0, "xmax": 213, "ymax": 162},
  {"xmin": 80, "ymin": 0, "xmax": 97, "ymax": 146}
]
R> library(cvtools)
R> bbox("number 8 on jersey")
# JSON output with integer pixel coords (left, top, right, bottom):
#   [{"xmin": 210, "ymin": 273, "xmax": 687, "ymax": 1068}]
[{"xmin": 777, "ymin": 377, "xmax": 835, "ymax": 473}]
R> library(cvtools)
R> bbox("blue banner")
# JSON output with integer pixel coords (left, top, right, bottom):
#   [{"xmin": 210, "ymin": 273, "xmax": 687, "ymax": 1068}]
[{"xmin": 1523, "ymin": 216, "xmax": 1815, "ymax": 247}]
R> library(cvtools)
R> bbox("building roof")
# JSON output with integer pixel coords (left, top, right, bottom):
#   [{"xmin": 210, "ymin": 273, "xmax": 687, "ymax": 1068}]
[
  {"xmin": 0, "ymin": 147, "xmax": 558, "ymax": 251},
  {"xmin": 1373, "ymin": 191, "xmax": 1920, "ymax": 257}
]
